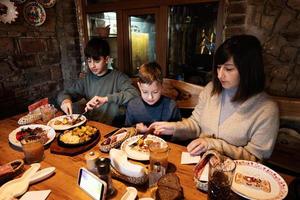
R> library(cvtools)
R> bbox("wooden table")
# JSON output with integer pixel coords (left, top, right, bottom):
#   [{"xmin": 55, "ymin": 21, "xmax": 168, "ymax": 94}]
[{"xmin": 0, "ymin": 114, "xmax": 295, "ymax": 200}]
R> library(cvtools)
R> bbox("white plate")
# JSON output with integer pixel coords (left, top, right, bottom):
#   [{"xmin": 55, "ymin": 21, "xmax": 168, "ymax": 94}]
[
  {"xmin": 8, "ymin": 124, "xmax": 56, "ymax": 148},
  {"xmin": 231, "ymin": 160, "xmax": 288, "ymax": 200},
  {"xmin": 120, "ymin": 135, "xmax": 167, "ymax": 161},
  {"xmin": 47, "ymin": 114, "xmax": 87, "ymax": 131}
]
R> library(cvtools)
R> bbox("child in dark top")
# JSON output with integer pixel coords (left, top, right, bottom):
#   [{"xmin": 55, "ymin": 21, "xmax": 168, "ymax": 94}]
[{"xmin": 125, "ymin": 62, "xmax": 181, "ymax": 133}]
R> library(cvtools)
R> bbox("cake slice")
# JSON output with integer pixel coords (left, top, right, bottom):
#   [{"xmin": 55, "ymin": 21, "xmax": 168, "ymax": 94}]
[{"xmin": 235, "ymin": 172, "xmax": 271, "ymax": 193}]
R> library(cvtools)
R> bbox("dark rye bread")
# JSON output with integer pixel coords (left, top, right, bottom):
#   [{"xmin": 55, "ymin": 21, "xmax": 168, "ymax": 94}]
[{"xmin": 156, "ymin": 173, "xmax": 184, "ymax": 200}]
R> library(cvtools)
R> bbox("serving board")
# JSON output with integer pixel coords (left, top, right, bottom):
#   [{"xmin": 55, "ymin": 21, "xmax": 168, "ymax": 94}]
[{"xmin": 50, "ymin": 132, "xmax": 100, "ymax": 156}]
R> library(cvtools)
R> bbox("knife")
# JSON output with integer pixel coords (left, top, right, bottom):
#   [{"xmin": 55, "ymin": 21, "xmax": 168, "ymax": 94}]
[
  {"xmin": 104, "ymin": 128, "xmax": 120, "ymax": 138},
  {"xmin": 74, "ymin": 110, "xmax": 87, "ymax": 123}
]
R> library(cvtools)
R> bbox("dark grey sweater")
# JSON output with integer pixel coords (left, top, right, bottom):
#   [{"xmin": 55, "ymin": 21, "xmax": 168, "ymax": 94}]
[{"xmin": 57, "ymin": 70, "xmax": 139, "ymax": 124}]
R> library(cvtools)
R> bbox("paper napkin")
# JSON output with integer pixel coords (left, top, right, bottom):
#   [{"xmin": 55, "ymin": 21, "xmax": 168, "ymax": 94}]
[
  {"xmin": 180, "ymin": 152, "xmax": 201, "ymax": 164},
  {"xmin": 20, "ymin": 190, "xmax": 51, "ymax": 200}
]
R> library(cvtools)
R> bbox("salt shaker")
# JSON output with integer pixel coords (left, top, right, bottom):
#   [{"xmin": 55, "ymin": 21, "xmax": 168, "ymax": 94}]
[
  {"xmin": 96, "ymin": 157, "xmax": 115, "ymax": 197},
  {"xmin": 84, "ymin": 151, "xmax": 100, "ymax": 174}
]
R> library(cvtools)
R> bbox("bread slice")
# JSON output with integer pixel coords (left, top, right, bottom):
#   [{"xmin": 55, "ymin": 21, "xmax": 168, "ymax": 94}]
[
  {"xmin": 157, "ymin": 173, "xmax": 182, "ymax": 190},
  {"xmin": 156, "ymin": 185, "xmax": 183, "ymax": 200},
  {"xmin": 156, "ymin": 173, "xmax": 184, "ymax": 200}
]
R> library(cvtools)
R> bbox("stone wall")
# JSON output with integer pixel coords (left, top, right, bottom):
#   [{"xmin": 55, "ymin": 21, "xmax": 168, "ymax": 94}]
[
  {"xmin": 225, "ymin": 0, "xmax": 300, "ymax": 97},
  {"xmin": 0, "ymin": 0, "xmax": 81, "ymax": 119}
]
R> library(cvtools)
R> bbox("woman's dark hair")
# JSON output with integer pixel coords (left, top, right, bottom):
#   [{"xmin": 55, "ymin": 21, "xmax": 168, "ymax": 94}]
[
  {"xmin": 84, "ymin": 37, "xmax": 110, "ymax": 60},
  {"xmin": 212, "ymin": 34, "xmax": 265, "ymax": 102},
  {"xmin": 138, "ymin": 62, "xmax": 163, "ymax": 84}
]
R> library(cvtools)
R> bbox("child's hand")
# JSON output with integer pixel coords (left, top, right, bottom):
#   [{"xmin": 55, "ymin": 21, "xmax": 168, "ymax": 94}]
[
  {"xmin": 136, "ymin": 123, "xmax": 148, "ymax": 134},
  {"xmin": 60, "ymin": 99, "xmax": 72, "ymax": 115},
  {"xmin": 85, "ymin": 96, "xmax": 108, "ymax": 111},
  {"xmin": 149, "ymin": 121, "xmax": 175, "ymax": 136}
]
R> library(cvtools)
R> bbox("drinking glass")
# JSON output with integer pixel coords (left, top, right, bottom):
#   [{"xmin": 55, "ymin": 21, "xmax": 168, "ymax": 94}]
[
  {"xmin": 148, "ymin": 142, "xmax": 169, "ymax": 187},
  {"xmin": 40, "ymin": 104, "xmax": 56, "ymax": 123},
  {"xmin": 21, "ymin": 135, "xmax": 44, "ymax": 164},
  {"xmin": 207, "ymin": 157, "xmax": 236, "ymax": 200}
]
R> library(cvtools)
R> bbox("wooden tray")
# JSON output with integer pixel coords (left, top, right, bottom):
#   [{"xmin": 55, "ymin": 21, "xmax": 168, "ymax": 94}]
[{"xmin": 50, "ymin": 132, "xmax": 100, "ymax": 156}]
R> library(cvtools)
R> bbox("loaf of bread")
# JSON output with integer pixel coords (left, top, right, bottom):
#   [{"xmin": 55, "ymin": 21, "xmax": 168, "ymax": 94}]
[
  {"xmin": 235, "ymin": 172, "xmax": 271, "ymax": 193},
  {"xmin": 156, "ymin": 173, "xmax": 184, "ymax": 200}
]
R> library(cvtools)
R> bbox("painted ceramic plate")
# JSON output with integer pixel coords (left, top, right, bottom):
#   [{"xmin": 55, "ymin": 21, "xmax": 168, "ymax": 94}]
[
  {"xmin": 9, "ymin": 124, "xmax": 56, "ymax": 147},
  {"xmin": 37, "ymin": 0, "xmax": 56, "ymax": 8},
  {"xmin": 231, "ymin": 160, "xmax": 288, "ymax": 200},
  {"xmin": 121, "ymin": 135, "xmax": 167, "ymax": 161},
  {"xmin": 23, "ymin": 1, "xmax": 46, "ymax": 26},
  {"xmin": 12, "ymin": 0, "xmax": 27, "ymax": 4},
  {"xmin": 47, "ymin": 114, "xmax": 87, "ymax": 131}
]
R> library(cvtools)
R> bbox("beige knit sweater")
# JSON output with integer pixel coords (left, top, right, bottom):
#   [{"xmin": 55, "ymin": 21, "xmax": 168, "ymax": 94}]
[{"xmin": 172, "ymin": 82, "xmax": 279, "ymax": 161}]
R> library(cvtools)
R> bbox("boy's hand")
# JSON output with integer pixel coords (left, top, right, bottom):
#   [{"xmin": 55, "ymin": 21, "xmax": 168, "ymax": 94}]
[
  {"xmin": 85, "ymin": 96, "xmax": 108, "ymax": 111},
  {"xmin": 136, "ymin": 123, "xmax": 149, "ymax": 134},
  {"xmin": 61, "ymin": 99, "xmax": 72, "ymax": 115},
  {"xmin": 149, "ymin": 122, "xmax": 175, "ymax": 136},
  {"xmin": 187, "ymin": 138, "xmax": 208, "ymax": 156}
]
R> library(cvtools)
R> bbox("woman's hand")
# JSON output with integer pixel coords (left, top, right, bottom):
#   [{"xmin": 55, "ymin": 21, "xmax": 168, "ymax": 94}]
[
  {"xmin": 149, "ymin": 122, "xmax": 175, "ymax": 136},
  {"xmin": 85, "ymin": 96, "xmax": 108, "ymax": 111},
  {"xmin": 60, "ymin": 99, "xmax": 72, "ymax": 115},
  {"xmin": 136, "ymin": 123, "xmax": 148, "ymax": 134},
  {"xmin": 187, "ymin": 138, "xmax": 208, "ymax": 156}
]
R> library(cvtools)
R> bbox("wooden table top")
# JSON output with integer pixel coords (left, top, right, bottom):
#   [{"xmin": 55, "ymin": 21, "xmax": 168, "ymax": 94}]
[{"xmin": 0, "ymin": 113, "xmax": 295, "ymax": 200}]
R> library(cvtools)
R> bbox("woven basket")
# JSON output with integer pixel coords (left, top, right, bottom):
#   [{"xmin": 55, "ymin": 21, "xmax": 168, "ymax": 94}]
[
  {"xmin": 110, "ymin": 165, "xmax": 148, "ymax": 185},
  {"xmin": 0, "ymin": 159, "xmax": 24, "ymax": 185},
  {"xmin": 99, "ymin": 127, "xmax": 137, "ymax": 153}
]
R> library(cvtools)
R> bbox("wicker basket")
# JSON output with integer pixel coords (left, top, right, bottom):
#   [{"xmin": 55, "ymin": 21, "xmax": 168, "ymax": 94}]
[
  {"xmin": 110, "ymin": 165, "xmax": 149, "ymax": 185},
  {"xmin": 0, "ymin": 159, "xmax": 24, "ymax": 185},
  {"xmin": 99, "ymin": 127, "xmax": 137, "ymax": 153}
]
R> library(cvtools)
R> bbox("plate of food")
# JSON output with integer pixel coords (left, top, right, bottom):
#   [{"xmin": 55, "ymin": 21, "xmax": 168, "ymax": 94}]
[
  {"xmin": 121, "ymin": 135, "xmax": 167, "ymax": 161},
  {"xmin": 231, "ymin": 160, "xmax": 288, "ymax": 200},
  {"xmin": 57, "ymin": 125, "xmax": 99, "ymax": 147},
  {"xmin": 8, "ymin": 124, "xmax": 56, "ymax": 147},
  {"xmin": 47, "ymin": 114, "xmax": 86, "ymax": 131}
]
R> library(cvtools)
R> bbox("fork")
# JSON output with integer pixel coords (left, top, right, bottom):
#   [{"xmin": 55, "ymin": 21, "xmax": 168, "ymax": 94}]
[
  {"xmin": 129, "ymin": 128, "xmax": 154, "ymax": 148},
  {"xmin": 74, "ymin": 110, "xmax": 87, "ymax": 122}
]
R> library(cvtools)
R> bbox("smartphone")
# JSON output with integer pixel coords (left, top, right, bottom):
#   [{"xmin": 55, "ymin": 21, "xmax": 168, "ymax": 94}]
[{"xmin": 78, "ymin": 167, "xmax": 107, "ymax": 200}]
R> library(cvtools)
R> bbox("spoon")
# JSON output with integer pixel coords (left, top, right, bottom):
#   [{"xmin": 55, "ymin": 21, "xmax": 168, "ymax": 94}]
[{"xmin": 0, "ymin": 163, "xmax": 41, "ymax": 199}]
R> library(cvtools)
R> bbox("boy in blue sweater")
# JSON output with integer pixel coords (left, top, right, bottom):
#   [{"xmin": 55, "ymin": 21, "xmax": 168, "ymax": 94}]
[{"xmin": 125, "ymin": 62, "xmax": 181, "ymax": 133}]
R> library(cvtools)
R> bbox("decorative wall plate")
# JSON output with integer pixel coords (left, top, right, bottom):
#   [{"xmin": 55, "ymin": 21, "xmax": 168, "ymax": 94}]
[
  {"xmin": 12, "ymin": 0, "xmax": 27, "ymax": 4},
  {"xmin": 23, "ymin": 1, "xmax": 46, "ymax": 26},
  {"xmin": 37, "ymin": 0, "xmax": 56, "ymax": 8},
  {"xmin": 0, "ymin": 0, "xmax": 18, "ymax": 24}
]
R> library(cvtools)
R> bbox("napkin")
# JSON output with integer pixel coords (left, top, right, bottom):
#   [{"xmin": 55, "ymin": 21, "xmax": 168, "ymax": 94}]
[
  {"xmin": 20, "ymin": 190, "xmax": 51, "ymax": 200},
  {"xmin": 180, "ymin": 152, "xmax": 201, "ymax": 164},
  {"xmin": 109, "ymin": 149, "xmax": 145, "ymax": 178}
]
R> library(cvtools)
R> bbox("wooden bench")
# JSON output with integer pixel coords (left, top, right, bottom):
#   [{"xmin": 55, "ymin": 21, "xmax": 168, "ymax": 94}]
[
  {"xmin": 268, "ymin": 96, "xmax": 300, "ymax": 174},
  {"xmin": 131, "ymin": 78, "xmax": 203, "ymax": 110}
]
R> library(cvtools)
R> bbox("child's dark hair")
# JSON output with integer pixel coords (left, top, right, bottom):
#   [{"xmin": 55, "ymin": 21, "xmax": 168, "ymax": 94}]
[
  {"xmin": 84, "ymin": 37, "xmax": 110, "ymax": 60},
  {"xmin": 212, "ymin": 34, "xmax": 265, "ymax": 102},
  {"xmin": 138, "ymin": 62, "xmax": 163, "ymax": 84}
]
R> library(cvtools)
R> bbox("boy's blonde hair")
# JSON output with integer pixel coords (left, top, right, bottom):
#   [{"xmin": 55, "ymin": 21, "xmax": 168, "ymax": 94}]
[{"xmin": 138, "ymin": 62, "xmax": 163, "ymax": 84}]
